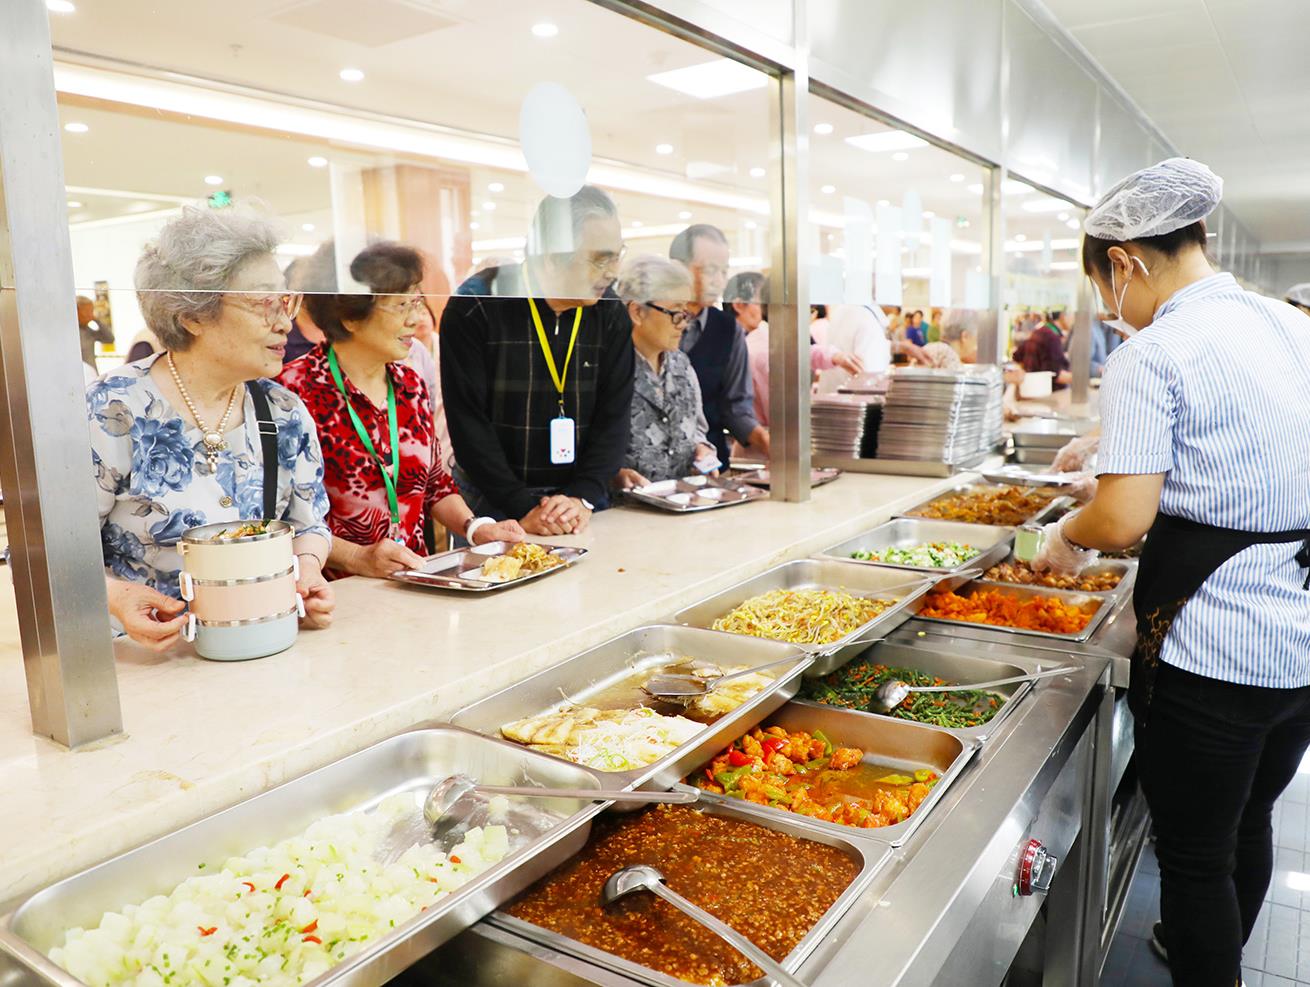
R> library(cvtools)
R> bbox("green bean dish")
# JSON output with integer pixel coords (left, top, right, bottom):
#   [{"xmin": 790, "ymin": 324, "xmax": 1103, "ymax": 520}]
[{"xmin": 800, "ymin": 660, "xmax": 1003, "ymax": 729}]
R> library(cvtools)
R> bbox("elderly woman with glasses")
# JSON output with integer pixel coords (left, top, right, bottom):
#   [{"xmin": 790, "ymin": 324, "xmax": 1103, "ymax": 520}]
[
  {"xmin": 613, "ymin": 255, "xmax": 718, "ymax": 490},
  {"xmin": 279, "ymin": 242, "xmax": 523, "ymax": 578},
  {"xmin": 87, "ymin": 206, "xmax": 335, "ymax": 651}
]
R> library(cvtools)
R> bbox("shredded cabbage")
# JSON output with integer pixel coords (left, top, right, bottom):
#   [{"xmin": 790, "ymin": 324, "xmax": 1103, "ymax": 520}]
[
  {"xmin": 49, "ymin": 795, "xmax": 510, "ymax": 987},
  {"xmin": 565, "ymin": 707, "xmax": 704, "ymax": 772}
]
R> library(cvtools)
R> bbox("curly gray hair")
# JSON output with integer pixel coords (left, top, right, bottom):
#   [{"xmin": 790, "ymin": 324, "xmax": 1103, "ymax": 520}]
[
  {"xmin": 135, "ymin": 205, "xmax": 282, "ymax": 350},
  {"xmin": 615, "ymin": 254, "xmax": 692, "ymax": 306}
]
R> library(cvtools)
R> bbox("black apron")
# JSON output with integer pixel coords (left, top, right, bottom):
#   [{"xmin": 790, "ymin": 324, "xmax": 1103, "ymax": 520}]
[{"xmin": 1129, "ymin": 513, "xmax": 1310, "ymax": 719}]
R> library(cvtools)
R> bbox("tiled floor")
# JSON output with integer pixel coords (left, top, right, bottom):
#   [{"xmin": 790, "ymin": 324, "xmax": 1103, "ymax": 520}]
[{"xmin": 1104, "ymin": 767, "xmax": 1310, "ymax": 986}]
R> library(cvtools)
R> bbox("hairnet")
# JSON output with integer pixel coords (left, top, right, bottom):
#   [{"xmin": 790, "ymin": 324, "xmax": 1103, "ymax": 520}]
[
  {"xmin": 1083, "ymin": 157, "xmax": 1223, "ymax": 241},
  {"xmin": 1286, "ymin": 283, "xmax": 1310, "ymax": 307}
]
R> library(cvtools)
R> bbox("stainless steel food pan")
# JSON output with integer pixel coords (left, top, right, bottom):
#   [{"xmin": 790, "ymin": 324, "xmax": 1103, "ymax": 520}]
[
  {"xmin": 389, "ymin": 541, "xmax": 586, "ymax": 592},
  {"xmin": 670, "ymin": 559, "xmax": 936, "ymax": 677},
  {"xmin": 486, "ymin": 797, "xmax": 891, "ymax": 987},
  {"xmin": 682, "ymin": 701, "xmax": 977, "ymax": 848},
  {"xmin": 449, "ymin": 624, "xmax": 811, "ymax": 792},
  {"xmin": 796, "ymin": 639, "xmax": 1038, "ymax": 741},
  {"xmin": 896, "ymin": 482, "xmax": 1062, "ymax": 527},
  {"xmin": 1012, "ymin": 447, "xmax": 1060, "ymax": 465},
  {"xmin": 822, "ymin": 518, "xmax": 1014, "ymax": 575},
  {"xmin": 0, "ymin": 727, "xmax": 607, "ymax": 987},
  {"xmin": 974, "ymin": 557, "xmax": 1136, "ymax": 604},
  {"xmin": 911, "ymin": 581, "xmax": 1113, "ymax": 643},
  {"xmin": 623, "ymin": 475, "xmax": 767, "ymax": 513}
]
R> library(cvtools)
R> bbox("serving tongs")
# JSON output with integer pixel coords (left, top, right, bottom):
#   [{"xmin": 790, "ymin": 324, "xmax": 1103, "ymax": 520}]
[
  {"xmin": 642, "ymin": 571, "xmax": 982, "ymax": 699},
  {"xmin": 423, "ymin": 773, "xmax": 698, "ymax": 837},
  {"xmin": 603, "ymin": 865, "xmax": 807, "ymax": 987}
]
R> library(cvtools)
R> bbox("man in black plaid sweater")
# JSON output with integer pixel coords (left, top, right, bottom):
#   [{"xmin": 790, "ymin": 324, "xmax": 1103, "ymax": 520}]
[{"xmin": 439, "ymin": 186, "xmax": 634, "ymax": 536}]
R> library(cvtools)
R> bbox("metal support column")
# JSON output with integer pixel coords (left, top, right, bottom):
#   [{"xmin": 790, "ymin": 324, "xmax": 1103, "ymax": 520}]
[
  {"xmin": 978, "ymin": 165, "xmax": 1006, "ymax": 365},
  {"xmin": 765, "ymin": 6, "xmax": 811, "ymax": 503},
  {"xmin": 0, "ymin": 0, "xmax": 122, "ymax": 747},
  {"xmin": 1070, "ymin": 270, "xmax": 1094, "ymax": 410}
]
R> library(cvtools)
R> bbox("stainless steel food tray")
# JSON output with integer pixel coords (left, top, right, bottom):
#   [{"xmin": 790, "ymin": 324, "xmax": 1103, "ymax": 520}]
[
  {"xmin": 979, "ymin": 464, "xmax": 1079, "ymax": 487},
  {"xmin": 733, "ymin": 466, "xmax": 843, "ymax": 489},
  {"xmin": 389, "ymin": 541, "xmax": 586, "ymax": 591},
  {"xmin": 449, "ymin": 624, "xmax": 811, "ymax": 792},
  {"xmin": 0, "ymin": 727, "xmax": 608, "ymax": 987},
  {"xmin": 681, "ymin": 701, "xmax": 979, "ymax": 848},
  {"xmin": 911, "ymin": 581, "xmax": 1114, "ymax": 643},
  {"xmin": 1013, "ymin": 446, "xmax": 1059, "ymax": 465},
  {"xmin": 485, "ymin": 797, "xmax": 892, "ymax": 987},
  {"xmin": 896, "ymin": 481, "xmax": 1065, "ymax": 527},
  {"xmin": 822, "ymin": 518, "xmax": 1014, "ymax": 575},
  {"xmin": 974, "ymin": 557, "xmax": 1137, "ymax": 606},
  {"xmin": 796, "ymin": 639, "xmax": 1038, "ymax": 741},
  {"xmin": 623, "ymin": 474, "xmax": 767, "ymax": 513},
  {"xmin": 1010, "ymin": 418, "xmax": 1098, "ymax": 449},
  {"xmin": 670, "ymin": 559, "xmax": 937, "ymax": 677}
]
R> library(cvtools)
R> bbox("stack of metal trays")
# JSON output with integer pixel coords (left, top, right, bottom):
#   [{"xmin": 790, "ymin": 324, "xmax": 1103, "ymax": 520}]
[
  {"xmin": 1010, "ymin": 418, "xmax": 1098, "ymax": 465},
  {"xmin": 876, "ymin": 367, "xmax": 1005, "ymax": 465},
  {"xmin": 811, "ymin": 393, "xmax": 882, "ymax": 458}
]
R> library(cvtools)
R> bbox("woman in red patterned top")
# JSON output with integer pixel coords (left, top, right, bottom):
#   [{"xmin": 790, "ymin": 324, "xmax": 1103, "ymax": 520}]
[{"xmin": 279, "ymin": 242, "xmax": 523, "ymax": 578}]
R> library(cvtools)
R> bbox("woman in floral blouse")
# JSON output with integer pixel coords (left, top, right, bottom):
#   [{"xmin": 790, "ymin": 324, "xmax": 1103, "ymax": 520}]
[
  {"xmin": 613, "ymin": 256, "xmax": 717, "ymax": 489},
  {"xmin": 280, "ymin": 242, "xmax": 523, "ymax": 578},
  {"xmin": 89, "ymin": 207, "xmax": 335, "ymax": 650}
]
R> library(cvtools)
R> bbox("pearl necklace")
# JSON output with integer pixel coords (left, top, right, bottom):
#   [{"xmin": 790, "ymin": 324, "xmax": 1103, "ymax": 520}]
[{"xmin": 167, "ymin": 353, "xmax": 239, "ymax": 474}]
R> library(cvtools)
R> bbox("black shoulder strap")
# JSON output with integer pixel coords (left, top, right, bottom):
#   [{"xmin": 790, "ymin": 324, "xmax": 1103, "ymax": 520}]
[{"xmin": 246, "ymin": 381, "xmax": 279, "ymax": 521}]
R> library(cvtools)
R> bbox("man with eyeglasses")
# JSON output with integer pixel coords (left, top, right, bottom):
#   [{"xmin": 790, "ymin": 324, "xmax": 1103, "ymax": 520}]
[
  {"xmin": 669, "ymin": 224, "xmax": 769, "ymax": 467},
  {"xmin": 439, "ymin": 185, "xmax": 635, "ymax": 536}
]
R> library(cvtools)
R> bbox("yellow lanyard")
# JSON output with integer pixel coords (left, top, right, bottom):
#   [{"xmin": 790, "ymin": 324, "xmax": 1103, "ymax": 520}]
[{"xmin": 527, "ymin": 297, "xmax": 582, "ymax": 415}]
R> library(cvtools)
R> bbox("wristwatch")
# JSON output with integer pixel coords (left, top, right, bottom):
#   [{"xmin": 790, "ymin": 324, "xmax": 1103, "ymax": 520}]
[{"xmin": 579, "ymin": 498, "xmax": 595, "ymax": 512}]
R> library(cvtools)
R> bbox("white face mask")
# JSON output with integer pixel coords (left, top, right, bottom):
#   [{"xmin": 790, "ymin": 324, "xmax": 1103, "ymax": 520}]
[{"xmin": 1103, "ymin": 256, "xmax": 1150, "ymax": 338}]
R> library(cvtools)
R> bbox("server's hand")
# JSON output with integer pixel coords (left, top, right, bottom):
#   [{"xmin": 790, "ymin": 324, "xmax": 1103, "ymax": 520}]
[
  {"xmin": 1052, "ymin": 435, "xmax": 1100, "ymax": 473},
  {"xmin": 1031, "ymin": 514, "xmax": 1100, "ymax": 576}
]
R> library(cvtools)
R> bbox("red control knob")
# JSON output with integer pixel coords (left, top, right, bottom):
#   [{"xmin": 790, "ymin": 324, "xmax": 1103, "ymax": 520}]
[{"xmin": 1017, "ymin": 838, "xmax": 1058, "ymax": 896}]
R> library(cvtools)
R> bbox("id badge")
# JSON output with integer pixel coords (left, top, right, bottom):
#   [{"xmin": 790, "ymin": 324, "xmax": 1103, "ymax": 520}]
[{"xmin": 550, "ymin": 416, "xmax": 576, "ymax": 464}]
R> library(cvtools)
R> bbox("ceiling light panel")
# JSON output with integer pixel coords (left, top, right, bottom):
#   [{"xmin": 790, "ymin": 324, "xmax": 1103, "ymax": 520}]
[
  {"xmin": 646, "ymin": 59, "xmax": 770, "ymax": 99},
  {"xmin": 844, "ymin": 130, "xmax": 928, "ymax": 153}
]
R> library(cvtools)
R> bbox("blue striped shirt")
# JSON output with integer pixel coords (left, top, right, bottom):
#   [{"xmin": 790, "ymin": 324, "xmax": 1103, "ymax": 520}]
[{"xmin": 1098, "ymin": 273, "xmax": 1310, "ymax": 688}]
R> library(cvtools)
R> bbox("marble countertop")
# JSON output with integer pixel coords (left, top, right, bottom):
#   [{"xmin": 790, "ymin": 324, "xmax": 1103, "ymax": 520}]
[{"xmin": 0, "ymin": 471, "xmax": 956, "ymax": 903}]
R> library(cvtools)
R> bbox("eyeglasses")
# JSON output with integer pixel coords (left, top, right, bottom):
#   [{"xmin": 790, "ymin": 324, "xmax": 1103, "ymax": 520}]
[
  {"xmin": 226, "ymin": 292, "xmax": 303, "ymax": 327},
  {"xmin": 585, "ymin": 244, "xmax": 627, "ymax": 275},
  {"xmin": 374, "ymin": 294, "xmax": 427, "ymax": 318},
  {"xmin": 645, "ymin": 302, "xmax": 693, "ymax": 329}
]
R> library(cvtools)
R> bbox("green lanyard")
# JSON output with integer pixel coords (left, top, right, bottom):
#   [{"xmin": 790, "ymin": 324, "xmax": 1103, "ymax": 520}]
[{"xmin": 326, "ymin": 346, "xmax": 402, "ymax": 538}]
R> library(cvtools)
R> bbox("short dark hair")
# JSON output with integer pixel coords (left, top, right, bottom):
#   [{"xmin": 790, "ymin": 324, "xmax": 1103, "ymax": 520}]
[
  {"xmin": 669, "ymin": 223, "xmax": 728, "ymax": 263},
  {"xmin": 1082, "ymin": 220, "xmax": 1208, "ymax": 280},
  {"xmin": 527, "ymin": 185, "xmax": 619, "ymax": 257},
  {"xmin": 724, "ymin": 271, "xmax": 768, "ymax": 305},
  {"xmin": 303, "ymin": 241, "xmax": 423, "ymax": 344}
]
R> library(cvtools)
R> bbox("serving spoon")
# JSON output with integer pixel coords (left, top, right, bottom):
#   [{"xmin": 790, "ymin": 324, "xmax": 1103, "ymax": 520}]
[
  {"xmin": 423, "ymin": 774, "xmax": 697, "ymax": 833},
  {"xmin": 602, "ymin": 865, "xmax": 807, "ymax": 987},
  {"xmin": 871, "ymin": 665, "xmax": 1076, "ymax": 712}
]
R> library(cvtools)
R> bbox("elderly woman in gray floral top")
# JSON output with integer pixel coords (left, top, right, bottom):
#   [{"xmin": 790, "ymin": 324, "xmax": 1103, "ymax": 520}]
[{"xmin": 613, "ymin": 256, "xmax": 718, "ymax": 489}]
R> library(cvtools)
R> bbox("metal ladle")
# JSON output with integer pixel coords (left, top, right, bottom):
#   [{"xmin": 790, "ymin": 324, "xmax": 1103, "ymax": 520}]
[
  {"xmin": 872, "ymin": 665, "xmax": 1076, "ymax": 712},
  {"xmin": 423, "ymin": 774, "xmax": 698, "ymax": 831},
  {"xmin": 602, "ymin": 865, "xmax": 807, "ymax": 987},
  {"xmin": 643, "ymin": 571, "xmax": 983, "ymax": 700}
]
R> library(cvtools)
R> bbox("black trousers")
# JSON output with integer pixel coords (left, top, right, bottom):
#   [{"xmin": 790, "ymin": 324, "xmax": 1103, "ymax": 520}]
[{"xmin": 1136, "ymin": 661, "xmax": 1310, "ymax": 987}]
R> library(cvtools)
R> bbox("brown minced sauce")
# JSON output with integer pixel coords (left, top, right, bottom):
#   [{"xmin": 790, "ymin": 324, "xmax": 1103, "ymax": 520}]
[{"xmin": 506, "ymin": 804, "xmax": 860, "ymax": 985}]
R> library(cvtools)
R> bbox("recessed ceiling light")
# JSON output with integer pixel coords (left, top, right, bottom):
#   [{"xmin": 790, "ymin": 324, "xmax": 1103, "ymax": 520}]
[
  {"xmin": 1014, "ymin": 233, "xmax": 1027, "ymax": 242},
  {"xmin": 63, "ymin": 121, "xmax": 88, "ymax": 133},
  {"xmin": 966, "ymin": 183, "xmax": 984, "ymax": 195},
  {"xmin": 876, "ymin": 199, "xmax": 889, "ymax": 207},
  {"xmin": 339, "ymin": 68, "xmax": 365, "ymax": 82},
  {"xmin": 46, "ymin": 0, "xmax": 75, "ymax": 12},
  {"xmin": 1057, "ymin": 212, "xmax": 1070, "ymax": 222},
  {"xmin": 204, "ymin": 175, "xmax": 224, "ymax": 186},
  {"xmin": 1066, "ymin": 218, "xmax": 1080, "ymax": 230},
  {"xmin": 655, "ymin": 143, "xmax": 674, "ymax": 155},
  {"xmin": 301, "ymin": 223, "xmax": 315, "ymax": 232},
  {"xmin": 631, "ymin": 220, "xmax": 644, "ymax": 228},
  {"xmin": 813, "ymin": 123, "xmax": 834, "ymax": 136},
  {"xmin": 949, "ymin": 173, "xmax": 965, "ymax": 183},
  {"xmin": 488, "ymin": 182, "xmax": 505, "ymax": 193},
  {"xmin": 482, "ymin": 201, "xmax": 496, "ymax": 211},
  {"xmin": 469, "ymin": 222, "xmax": 481, "ymax": 230},
  {"xmin": 749, "ymin": 166, "xmax": 766, "ymax": 178},
  {"xmin": 845, "ymin": 130, "xmax": 927, "ymax": 154},
  {"xmin": 1022, "ymin": 197, "xmax": 1072, "ymax": 214},
  {"xmin": 678, "ymin": 210, "xmax": 692, "ymax": 220},
  {"xmin": 922, "ymin": 211, "xmax": 935, "ymax": 218},
  {"xmin": 66, "ymin": 200, "xmax": 82, "ymax": 208},
  {"xmin": 892, "ymin": 152, "xmax": 910, "ymax": 162},
  {"xmin": 744, "ymin": 220, "xmax": 758, "ymax": 230},
  {"xmin": 1004, "ymin": 180, "xmax": 1035, "ymax": 195},
  {"xmin": 307, "ymin": 156, "xmax": 328, "ymax": 168},
  {"xmin": 646, "ymin": 59, "xmax": 769, "ymax": 100},
  {"xmin": 531, "ymin": 22, "xmax": 559, "ymax": 38},
  {"xmin": 821, "ymin": 184, "xmax": 836, "ymax": 194}
]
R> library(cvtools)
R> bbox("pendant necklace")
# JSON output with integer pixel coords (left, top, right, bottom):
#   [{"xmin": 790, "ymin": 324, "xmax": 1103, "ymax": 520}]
[{"xmin": 167, "ymin": 353, "xmax": 239, "ymax": 476}]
